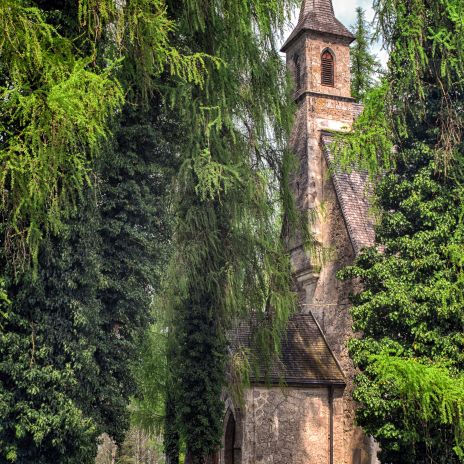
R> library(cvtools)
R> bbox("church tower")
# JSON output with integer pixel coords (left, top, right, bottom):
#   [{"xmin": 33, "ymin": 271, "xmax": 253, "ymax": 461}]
[
  {"xmin": 281, "ymin": 1, "xmax": 378, "ymax": 463},
  {"xmin": 220, "ymin": 2, "xmax": 378, "ymax": 464}
]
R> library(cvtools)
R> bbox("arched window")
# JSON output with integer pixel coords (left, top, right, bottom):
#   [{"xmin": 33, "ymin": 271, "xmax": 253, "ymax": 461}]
[
  {"xmin": 321, "ymin": 50, "xmax": 334, "ymax": 87},
  {"xmin": 293, "ymin": 54, "xmax": 301, "ymax": 91},
  {"xmin": 224, "ymin": 413, "xmax": 236, "ymax": 464}
]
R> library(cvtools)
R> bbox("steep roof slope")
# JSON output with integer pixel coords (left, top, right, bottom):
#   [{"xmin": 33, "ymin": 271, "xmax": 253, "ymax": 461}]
[{"xmin": 321, "ymin": 132, "xmax": 376, "ymax": 255}]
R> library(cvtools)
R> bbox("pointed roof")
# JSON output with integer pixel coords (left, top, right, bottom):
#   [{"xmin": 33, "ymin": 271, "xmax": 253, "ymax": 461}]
[{"xmin": 282, "ymin": 0, "xmax": 355, "ymax": 52}]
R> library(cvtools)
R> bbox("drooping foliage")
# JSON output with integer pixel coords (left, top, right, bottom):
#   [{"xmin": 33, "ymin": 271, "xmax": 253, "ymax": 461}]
[
  {"xmin": 0, "ymin": 0, "xmax": 123, "ymax": 269},
  {"xmin": 0, "ymin": 73, "xmax": 178, "ymax": 464},
  {"xmin": 331, "ymin": 80, "xmax": 394, "ymax": 176},
  {"xmin": 0, "ymin": 0, "xmax": 207, "ymax": 270},
  {"xmin": 2, "ymin": 0, "xmax": 300, "ymax": 462},
  {"xmin": 158, "ymin": 0, "xmax": 300, "ymax": 461},
  {"xmin": 0, "ymin": 1, "xmax": 189, "ymax": 461},
  {"xmin": 350, "ymin": 7, "xmax": 380, "ymax": 102},
  {"xmin": 375, "ymin": 0, "xmax": 464, "ymax": 165}
]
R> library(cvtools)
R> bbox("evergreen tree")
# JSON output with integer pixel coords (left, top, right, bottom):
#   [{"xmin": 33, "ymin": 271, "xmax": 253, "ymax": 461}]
[
  {"xmin": 0, "ymin": 2, "xmax": 190, "ymax": 460},
  {"xmin": 0, "ymin": 57, "xmax": 178, "ymax": 464},
  {"xmin": 0, "ymin": 195, "xmax": 102, "ymax": 463},
  {"xmin": 334, "ymin": 0, "xmax": 464, "ymax": 461},
  {"xmin": 160, "ymin": 1, "xmax": 299, "ymax": 462},
  {"xmin": 339, "ymin": 146, "xmax": 464, "ymax": 462},
  {"xmin": 95, "ymin": 99, "xmax": 178, "ymax": 444},
  {"xmin": 350, "ymin": 7, "xmax": 379, "ymax": 102}
]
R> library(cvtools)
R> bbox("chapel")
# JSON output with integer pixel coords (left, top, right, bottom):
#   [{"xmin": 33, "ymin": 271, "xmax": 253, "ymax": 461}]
[{"xmin": 220, "ymin": 1, "xmax": 379, "ymax": 464}]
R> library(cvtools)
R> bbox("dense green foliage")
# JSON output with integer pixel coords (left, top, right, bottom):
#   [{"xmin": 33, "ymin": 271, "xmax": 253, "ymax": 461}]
[
  {"xmin": 0, "ymin": 99, "xmax": 175, "ymax": 462},
  {"xmin": 331, "ymin": 81, "xmax": 394, "ymax": 176},
  {"xmin": 334, "ymin": 0, "xmax": 464, "ymax": 461},
  {"xmin": 95, "ymin": 100, "xmax": 177, "ymax": 445},
  {"xmin": 0, "ymin": 0, "xmax": 123, "ymax": 269},
  {"xmin": 1, "ymin": 1, "xmax": 309, "ymax": 462},
  {"xmin": 157, "ymin": 0, "xmax": 299, "ymax": 462},
  {"xmin": 0, "ymin": 2, "xmax": 185, "ymax": 461},
  {"xmin": 350, "ymin": 7, "xmax": 379, "ymax": 102},
  {"xmin": 0, "ymin": 0, "xmax": 206, "ymax": 269},
  {"xmin": 375, "ymin": 0, "xmax": 464, "ymax": 165},
  {"xmin": 340, "ymin": 146, "xmax": 464, "ymax": 462},
  {"xmin": 0, "ymin": 196, "xmax": 102, "ymax": 463}
]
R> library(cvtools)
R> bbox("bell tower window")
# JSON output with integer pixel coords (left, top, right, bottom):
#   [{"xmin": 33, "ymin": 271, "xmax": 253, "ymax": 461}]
[
  {"xmin": 321, "ymin": 50, "xmax": 334, "ymax": 87},
  {"xmin": 293, "ymin": 54, "xmax": 301, "ymax": 91}
]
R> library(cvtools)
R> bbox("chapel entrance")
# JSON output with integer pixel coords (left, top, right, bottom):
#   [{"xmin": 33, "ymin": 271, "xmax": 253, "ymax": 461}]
[{"xmin": 224, "ymin": 413, "xmax": 236, "ymax": 464}]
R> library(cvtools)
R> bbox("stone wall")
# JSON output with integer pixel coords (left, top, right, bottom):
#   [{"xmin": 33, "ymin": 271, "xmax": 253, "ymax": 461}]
[{"xmin": 238, "ymin": 386, "xmax": 345, "ymax": 464}]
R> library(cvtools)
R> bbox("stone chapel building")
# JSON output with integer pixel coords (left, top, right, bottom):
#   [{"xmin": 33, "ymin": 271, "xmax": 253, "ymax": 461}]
[{"xmin": 221, "ymin": 1, "xmax": 379, "ymax": 464}]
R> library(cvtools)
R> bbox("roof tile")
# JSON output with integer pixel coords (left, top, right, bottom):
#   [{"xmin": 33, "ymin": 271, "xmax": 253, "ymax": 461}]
[
  {"xmin": 229, "ymin": 313, "xmax": 345, "ymax": 385},
  {"xmin": 282, "ymin": 0, "xmax": 355, "ymax": 51},
  {"xmin": 321, "ymin": 133, "xmax": 376, "ymax": 255}
]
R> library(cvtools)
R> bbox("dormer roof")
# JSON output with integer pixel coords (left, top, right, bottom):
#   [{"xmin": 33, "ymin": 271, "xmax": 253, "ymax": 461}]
[{"xmin": 281, "ymin": 0, "xmax": 355, "ymax": 52}]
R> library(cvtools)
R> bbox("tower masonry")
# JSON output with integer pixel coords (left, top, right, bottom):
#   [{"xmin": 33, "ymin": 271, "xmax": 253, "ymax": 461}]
[{"xmin": 221, "ymin": 2, "xmax": 378, "ymax": 463}]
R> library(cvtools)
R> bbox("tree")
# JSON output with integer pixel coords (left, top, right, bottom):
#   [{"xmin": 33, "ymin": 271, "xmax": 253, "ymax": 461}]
[
  {"xmin": 0, "ymin": 1, "xmax": 196, "ymax": 461},
  {"xmin": 334, "ymin": 0, "xmax": 464, "ymax": 461},
  {"xmin": 339, "ymin": 146, "xmax": 464, "ymax": 462},
  {"xmin": 0, "ymin": 0, "xmax": 124, "ymax": 269},
  {"xmin": 95, "ymin": 99, "xmax": 178, "ymax": 444},
  {"xmin": 158, "ymin": 0, "xmax": 299, "ymax": 462},
  {"xmin": 0, "ymin": 195, "xmax": 103, "ymax": 463},
  {"xmin": 350, "ymin": 7, "xmax": 379, "ymax": 102}
]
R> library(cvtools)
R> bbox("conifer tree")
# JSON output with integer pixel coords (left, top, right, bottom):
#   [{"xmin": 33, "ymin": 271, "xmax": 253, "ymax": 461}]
[
  {"xmin": 159, "ymin": 1, "xmax": 299, "ymax": 462},
  {"xmin": 335, "ymin": 0, "xmax": 464, "ymax": 461},
  {"xmin": 0, "ymin": 1, "xmax": 193, "ymax": 461},
  {"xmin": 0, "ymin": 195, "xmax": 103, "ymax": 463},
  {"xmin": 95, "ymin": 99, "xmax": 178, "ymax": 444},
  {"xmin": 340, "ymin": 147, "xmax": 464, "ymax": 462},
  {"xmin": 350, "ymin": 7, "xmax": 379, "ymax": 102}
]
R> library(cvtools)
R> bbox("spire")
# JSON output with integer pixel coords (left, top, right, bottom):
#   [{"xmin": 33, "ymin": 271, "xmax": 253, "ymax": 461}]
[
  {"xmin": 298, "ymin": 0, "xmax": 334, "ymax": 23},
  {"xmin": 282, "ymin": 0, "xmax": 354, "ymax": 52}
]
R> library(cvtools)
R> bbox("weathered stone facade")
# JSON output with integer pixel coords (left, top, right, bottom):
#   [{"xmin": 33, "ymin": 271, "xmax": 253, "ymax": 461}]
[{"xmin": 221, "ymin": 1, "xmax": 379, "ymax": 463}]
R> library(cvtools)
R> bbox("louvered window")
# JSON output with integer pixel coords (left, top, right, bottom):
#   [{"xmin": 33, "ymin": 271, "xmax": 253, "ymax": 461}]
[
  {"xmin": 293, "ymin": 54, "xmax": 301, "ymax": 90},
  {"xmin": 321, "ymin": 51, "xmax": 334, "ymax": 87}
]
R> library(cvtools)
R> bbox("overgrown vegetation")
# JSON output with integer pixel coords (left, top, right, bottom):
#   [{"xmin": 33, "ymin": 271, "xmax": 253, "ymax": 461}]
[
  {"xmin": 0, "ymin": 2, "xmax": 188, "ymax": 462},
  {"xmin": 340, "ymin": 146, "xmax": 464, "ymax": 462},
  {"xmin": 1, "ymin": 0, "xmax": 300, "ymax": 462},
  {"xmin": 158, "ymin": 1, "xmax": 300, "ymax": 461},
  {"xmin": 335, "ymin": 0, "xmax": 464, "ymax": 461}
]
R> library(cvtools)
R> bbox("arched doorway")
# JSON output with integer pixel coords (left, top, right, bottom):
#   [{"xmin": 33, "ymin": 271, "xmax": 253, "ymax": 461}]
[{"xmin": 224, "ymin": 413, "xmax": 236, "ymax": 464}]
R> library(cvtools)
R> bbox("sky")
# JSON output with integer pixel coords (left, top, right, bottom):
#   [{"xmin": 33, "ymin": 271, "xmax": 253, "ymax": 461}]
[{"xmin": 284, "ymin": 0, "xmax": 389, "ymax": 67}]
